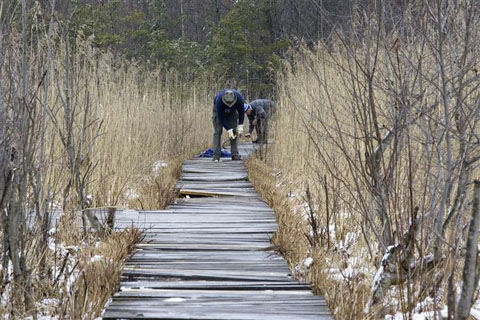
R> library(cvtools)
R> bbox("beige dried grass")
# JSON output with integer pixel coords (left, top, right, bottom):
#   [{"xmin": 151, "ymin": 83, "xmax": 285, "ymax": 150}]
[
  {"xmin": 61, "ymin": 227, "xmax": 142, "ymax": 319},
  {"xmin": 253, "ymin": 35, "xmax": 480, "ymax": 317},
  {"xmin": 246, "ymin": 157, "xmax": 370, "ymax": 319},
  {"xmin": 0, "ymin": 31, "xmax": 215, "ymax": 317}
]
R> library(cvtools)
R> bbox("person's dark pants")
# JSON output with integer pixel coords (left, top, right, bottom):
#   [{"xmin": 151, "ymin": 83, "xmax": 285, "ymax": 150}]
[
  {"xmin": 212, "ymin": 109, "xmax": 239, "ymax": 159},
  {"xmin": 255, "ymin": 118, "xmax": 268, "ymax": 143}
]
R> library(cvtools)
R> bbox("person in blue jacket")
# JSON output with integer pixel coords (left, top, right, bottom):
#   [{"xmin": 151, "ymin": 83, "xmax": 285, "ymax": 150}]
[{"xmin": 212, "ymin": 89, "xmax": 246, "ymax": 161}]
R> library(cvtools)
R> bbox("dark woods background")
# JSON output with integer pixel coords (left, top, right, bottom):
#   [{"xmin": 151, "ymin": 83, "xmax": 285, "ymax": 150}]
[
  {"xmin": 27, "ymin": 0, "xmax": 359, "ymax": 98},
  {"xmin": 9, "ymin": 0, "xmax": 419, "ymax": 97}
]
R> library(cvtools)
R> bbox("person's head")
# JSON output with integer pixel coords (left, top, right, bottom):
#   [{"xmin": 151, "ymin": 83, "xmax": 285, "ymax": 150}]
[
  {"xmin": 222, "ymin": 90, "xmax": 237, "ymax": 107},
  {"xmin": 244, "ymin": 103, "xmax": 252, "ymax": 116}
]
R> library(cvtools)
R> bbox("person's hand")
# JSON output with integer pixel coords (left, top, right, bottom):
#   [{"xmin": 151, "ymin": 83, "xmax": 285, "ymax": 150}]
[
  {"xmin": 237, "ymin": 125, "xmax": 244, "ymax": 136},
  {"xmin": 245, "ymin": 132, "xmax": 251, "ymax": 138},
  {"xmin": 227, "ymin": 129, "xmax": 236, "ymax": 140},
  {"xmin": 252, "ymin": 119, "xmax": 257, "ymax": 126}
]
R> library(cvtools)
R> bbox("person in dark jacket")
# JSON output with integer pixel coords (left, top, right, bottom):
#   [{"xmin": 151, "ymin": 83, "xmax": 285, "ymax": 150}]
[
  {"xmin": 244, "ymin": 99, "xmax": 275, "ymax": 144},
  {"xmin": 212, "ymin": 89, "xmax": 246, "ymax": 161}
]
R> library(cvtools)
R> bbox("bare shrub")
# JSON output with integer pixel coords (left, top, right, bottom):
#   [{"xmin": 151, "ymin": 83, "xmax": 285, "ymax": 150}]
[
  {"xmin": 264, "ymin": 0, "xmax": 480, "ymax": 318},
  {"xmin": 0, "ymin": 2, "xmax": 213, "ymax": 317}
]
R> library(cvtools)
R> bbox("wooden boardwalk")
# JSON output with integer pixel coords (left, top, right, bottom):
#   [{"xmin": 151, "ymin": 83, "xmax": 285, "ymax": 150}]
[{"xmin": 102, "ymin": 143, "xmax": 332, "ymax": 319}]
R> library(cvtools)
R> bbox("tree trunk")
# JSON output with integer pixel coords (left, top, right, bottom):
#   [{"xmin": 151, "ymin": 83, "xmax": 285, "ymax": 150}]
[{"xmin": 455, "ymin": 180, "xmax": 480, "ymax": 319}]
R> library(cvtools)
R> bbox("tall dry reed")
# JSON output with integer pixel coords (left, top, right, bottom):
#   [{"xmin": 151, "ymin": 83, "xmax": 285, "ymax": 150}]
[
  {"xmin": 0, "ymin": 15, "xmax": 216, "ymax": 317},
  {"xmin": 253, "ymin": 2, "xmax": 480, "ymax": 318}
]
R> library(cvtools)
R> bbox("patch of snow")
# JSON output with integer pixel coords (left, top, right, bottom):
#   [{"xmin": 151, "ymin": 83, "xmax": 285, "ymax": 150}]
[
  {"xmin": 48, "ymin": 239, "xmax": 56, "ymax": 252},
  {"xmin": 328, "ymin": 224, "xmax": 336, "ymax": 238},
  {"xmin": 341, "ymin": 267, "xmax": 359, "ymax": 279},
  {"xmin": 304, "ymin": 257, "xmax": 314, "ymax": 268},
  {"xmin": 153, "ymin": 160, "xmax": 168, "ymax": 173},
  {"xmin": 472, "ymin": 297, "xmax": 480, "ymax": 320},
  {"xmin": 90, "ymin": 255, "xmax": 104, "ymax": 263},
  {"xmin": 65, "ymin": 245, "xmax": 79, "ymax": 252},
  {"xmin": 385, "ymin": 306, "xmax": 448, "ymax": 320},
  {"xmin": 36, "ymin": 298, "xmax": 59, "ymax": 307},
  {"xmin": 125, "ymin": 187, "xmax": 139, "ymax": 201},
  {"xmin": 65, "ymin": 268, "xmax": 79, "ymax": 294},
  {"xmin": 413, "ymin": 296, "xmax": 434, "ymax": 313},
  {"xmin": 48, "ymin": 239, "xmax": 70, "ymax": 255},
  {"xmin": 26, "ymin": 316, "xmax": 59, "ymax": 320},
  {"xmin": 328, "ymin": 266, "xmax": 363, "ymax": 282},
  {"xmin": 371, "ymin": 265, "xmax": 384, "ymax": 291},
  {"xmin": 164, "ymin": 298, "xmax": 186, "ymax": 302},
  {"xmin": 471, "ymin": 309, "xmax": 480, "ymax": 320}
]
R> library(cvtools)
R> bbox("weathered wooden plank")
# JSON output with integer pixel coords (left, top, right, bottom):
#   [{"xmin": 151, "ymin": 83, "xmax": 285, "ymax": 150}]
[
  {"xmin": 121, "ymin": 270, "xmax": 291, "ymax": 282},
  {"xmin": 112, "ymin": 288, "xmax": 317, "ymax": 298},
  {"xmin": 123, "ymin": 265, "xmax": 289, "ymax": 274},
  {"xmin": 128, "ymin": 251, "xmax": 285, "ymax": 260},
  {"xmin": 119, "ymin": 280, "xmax": 312, "ymax": 290},
  {"xmin": 177, "ymin": 180, "xmax": 252, "ymax": 185},
  {"xmin": 179, "ymin": 174, "xmax": 248, "ymax": 182},
  {"xmin": 179, "ymin": 188, "xmax": 259, "ymax": 197},
  {"xmin": 118, "ymin": 216, "xmax": 277, "ymax": 223},
  {"xmin": 138, "ymin": 209, "xmax": 274, "ymax": 215},
  {"xmin": 173, "ymin": 197, "xmax": 270, "ymax": 206},
  {"xmin": 134, "ymin": 244, "xmax": 275, "ymax": 251},
  {"xmin": 114, "ymin": 228, "xmax": 278, "ymax": 234},
  {"xmin": 106, "ymin": 304, "xmax": 327, "ymax": 314},
  {"xmin": 103, "ymin": 310, "xmax": 332, "ymax": 320},
  {"xmin": 140, "ymin": 233, "xmax": 272, "ymax": 240}
]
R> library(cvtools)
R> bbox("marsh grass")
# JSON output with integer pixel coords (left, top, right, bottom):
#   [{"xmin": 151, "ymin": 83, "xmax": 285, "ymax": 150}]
[
  {"xmin": 0, "ymin": 28, "xmax": 214, "ymax": 317},
  {"xmin": 246, "ymin": 157, "xmax": 371, "ymax": 318},
  {"xmin": 247, "ymin": 20, "xmax": 480, "ymax": 315}
]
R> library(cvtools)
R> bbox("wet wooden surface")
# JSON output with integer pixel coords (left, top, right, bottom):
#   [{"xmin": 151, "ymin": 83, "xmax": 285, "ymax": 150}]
[{"xmin": 102, "ymin": 143, "xmax": 332, "ymax": 319}]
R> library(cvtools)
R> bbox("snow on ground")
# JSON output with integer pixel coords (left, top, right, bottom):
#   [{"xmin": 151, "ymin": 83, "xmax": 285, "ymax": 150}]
[
  {"xmin": 152, "ymin": 160, "xmax": 168, "ymax": 174},
  {"xmin": 287, "ymin": 187, "xmax": 374, "ymax": 284},
  {"xmin": 90, "ymin": 255, "xmax": 104, "ymax": 262},
  {"xmin": 385, "ymin": 308, "xmax": 448, "ymax": 320},
  {"xmin": 304, "ymin": 257, "xmax": 314, "ymax": 268},
  {"xmin": 471, "ymin": 308, "xmax": 480, "ymax": 320},
  {"xmin": 164, "ymin": 298, "xmax": 186, "ymax": 303},
  {"xmin": 278, "ymin": 175, "xmax": 480, "ymax": 318},
  {"xmin": 125, "ymin": 186, "xmax": 139, "ymax": 201},
  {"xmin": 32, "ymin": 298, "xmax": 60, "ymax": 319},
  {"xmin": 380, "ymin": 279, "xmax": 480, "ymax": 319}
]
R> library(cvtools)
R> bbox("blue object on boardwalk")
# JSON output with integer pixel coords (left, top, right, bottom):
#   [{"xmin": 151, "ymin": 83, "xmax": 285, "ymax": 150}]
[{"xmin": 199, "ymin": 148, "xmax": 232, "ymax": 158}]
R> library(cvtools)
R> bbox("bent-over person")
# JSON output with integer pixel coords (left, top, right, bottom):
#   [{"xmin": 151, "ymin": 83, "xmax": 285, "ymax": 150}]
[
  {"xmin": 245, "ymin": 99, "xmax": 275, "ymax": 144},
  {"xmin": 212, "ymin": 89, "xmax": 246, "ymax": 161}
]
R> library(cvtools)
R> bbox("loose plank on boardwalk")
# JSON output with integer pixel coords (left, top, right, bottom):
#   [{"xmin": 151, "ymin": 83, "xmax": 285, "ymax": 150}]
[{"xmin": 103, "ymin": 143, "xmax": 332, "ymax": 319}]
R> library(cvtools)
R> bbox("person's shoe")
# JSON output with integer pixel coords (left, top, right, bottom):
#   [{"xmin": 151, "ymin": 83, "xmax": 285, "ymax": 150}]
[
  {"xmin": 232, "ymin": 155, "xmax": 242, "ymax": 161},
  {"xmin": 252, "ymin": 139, "xmax": 259, "ymax": 144},
  {"xmin": 212, "ymin": 157, "xmax": 220, "ymax": 162}
]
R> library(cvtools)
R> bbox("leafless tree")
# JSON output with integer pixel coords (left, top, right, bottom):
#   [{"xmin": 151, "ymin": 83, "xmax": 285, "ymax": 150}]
[{"xmin": 283, "ymin": 0, "xmax": 480, "ymax": 317}]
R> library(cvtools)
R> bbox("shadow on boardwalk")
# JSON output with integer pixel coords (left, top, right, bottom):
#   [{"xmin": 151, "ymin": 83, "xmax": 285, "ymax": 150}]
[{"xmin": 102, "ymin": 143, "xmax": 333, "ymax": 319}]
